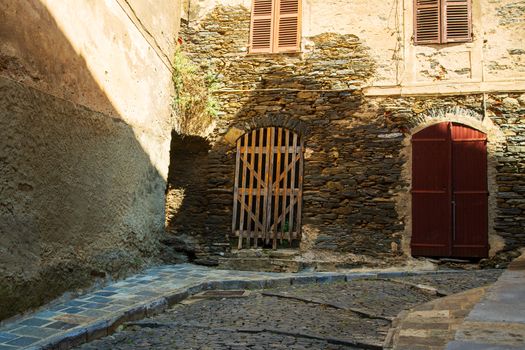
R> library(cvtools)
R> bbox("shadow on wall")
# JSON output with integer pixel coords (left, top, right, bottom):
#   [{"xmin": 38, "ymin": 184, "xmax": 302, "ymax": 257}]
[
  {"xmin": 165, "ymin": 10, "xmax": 411, "ymax": 261},
  {"xmin": 164, "ymin": 131, "xmax": 211, "ymax": 261},
  {"xmin": 0, "ymin": 1, "xmax": 167, "ymax": 320},
  {"xmin": 207, "ymin": 74, "xmax": 407, "ymax": 256}
]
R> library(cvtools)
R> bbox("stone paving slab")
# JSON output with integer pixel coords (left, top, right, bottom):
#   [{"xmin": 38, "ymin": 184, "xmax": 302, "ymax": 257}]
[
  {"xmin": 0, "ymin": 264, "xmax": 457, "ymax": 350},
  {"xmin": 386, "ymin": 253, "xmax": 525, "ymax": 350},
  {"xmin": 466, "ymin": 271, "xmax": 525, "ymax": 324},
  {"xmin": 445, "ymin": 341, "xmax": 524, "ymax": 350},
  {"xmin": 385, "ymin": 286, "xmax": 487, "ymax": 350},
  {"xmin": 444, "ymin": 254, "xmax": 525, "ymax": 350}
]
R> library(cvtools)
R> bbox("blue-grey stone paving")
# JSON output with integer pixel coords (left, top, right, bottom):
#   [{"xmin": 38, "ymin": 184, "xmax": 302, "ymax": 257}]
[
  {"xmin": 0, "ymin": 264, "xmax": 447, "ymax": 350},
  {"xmin": 0, "ymin": 264, "xmax": 456, "ymax": 350},
  {"xmin": 0, "ymin": 263, "xmax": 514, "ymax": 350}
]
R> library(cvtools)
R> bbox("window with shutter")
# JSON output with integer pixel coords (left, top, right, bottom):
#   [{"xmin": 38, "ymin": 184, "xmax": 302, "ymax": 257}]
[
  {"xmin": 414, "ymin": 0, "xmax": 471, "ymax": 45},
  {"xmin": 275, "ymin": 0, "xmax": 300, "ymax": 52},
  {"xmin": 250, "ymin": 0, "xmax": 274, "ymax": 53},
  {"xmin": 415, "ymin": 0, "xmax": 441, "ymax": 44},
  {"xmin": 443, "ymin": 0, "xmax": 471, "ymax": 42},
  {"xmin": 249, "ymin": 0, "xmax": 301, "ymax": 53}
]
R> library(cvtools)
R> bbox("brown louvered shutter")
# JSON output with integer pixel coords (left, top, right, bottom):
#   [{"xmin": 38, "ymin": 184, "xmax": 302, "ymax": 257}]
[
  {"xmin": 442, "ymin": 0, "xmax": 472, "ymax": 42},
  {"xmin": 250, "ymin": 0, "xmax": 275, "ymax": 53},
  {"xmin": 414, "ymin": 0, "xmax": 441, "ymax": 44},
  {"xmin": 275, "ymin": 0, "xmax": 301, "ymax": 52}
]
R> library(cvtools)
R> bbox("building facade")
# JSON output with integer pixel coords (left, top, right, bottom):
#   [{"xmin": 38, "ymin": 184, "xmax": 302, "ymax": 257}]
[
  {"xmin": 166, "ymin": 0, "xmax": 525, "ymax": 269},
  {"xmin": 0, "ymin": 0, "xmax": 181, "ymax": 320}
]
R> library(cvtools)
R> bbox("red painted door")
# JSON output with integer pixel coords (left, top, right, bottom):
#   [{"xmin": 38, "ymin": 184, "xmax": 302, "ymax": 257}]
[{"xmin": 411, "ymin": 122, "xmax": 488, "ymax": 258}]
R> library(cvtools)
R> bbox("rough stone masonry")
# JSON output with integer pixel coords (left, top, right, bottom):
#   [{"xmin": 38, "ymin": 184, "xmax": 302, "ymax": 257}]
[{"xmin": 165, "ymin": 5, "xmax": 525, "ymax": 265}]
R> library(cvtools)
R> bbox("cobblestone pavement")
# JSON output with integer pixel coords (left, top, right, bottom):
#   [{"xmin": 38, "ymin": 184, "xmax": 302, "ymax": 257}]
[{"xmin": 76, "ymin": 270, "xmax": 502, "ymax": 350}]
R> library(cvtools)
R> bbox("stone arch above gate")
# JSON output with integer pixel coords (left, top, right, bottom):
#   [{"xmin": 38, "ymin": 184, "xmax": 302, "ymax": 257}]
[{"xmin": 223, "ymin": 115, "xmax": 309, "ymax": 146}]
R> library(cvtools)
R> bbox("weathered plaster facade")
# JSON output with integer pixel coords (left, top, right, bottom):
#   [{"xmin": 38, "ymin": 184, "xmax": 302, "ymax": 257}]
[
  {"xmin": 166, "ymin": 1, "xmax": 525, "ymax": 268},
  {"xmin": 0, "ymin": 0, "xmax": 181, "ymax": 320},
  {"xmin": 185, "ymin": 0, "xmax": 525, "ymax": 91}
]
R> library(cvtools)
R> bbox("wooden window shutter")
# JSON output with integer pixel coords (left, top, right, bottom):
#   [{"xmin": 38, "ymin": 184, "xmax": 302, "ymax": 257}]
[
  {"xmin": 442, "ymin": 0, "xmax": 472, "ymax": 42},
  {"xmin": 250, "ymin": 0, "xmax": 275, "ymax": 53},
  {"xmin": 275, "ymin": 0, "xmax": 301, "ymax": 52},
  {"xmin": 414, "ymin": 0, "xmax": 441, "ymax": 44}
]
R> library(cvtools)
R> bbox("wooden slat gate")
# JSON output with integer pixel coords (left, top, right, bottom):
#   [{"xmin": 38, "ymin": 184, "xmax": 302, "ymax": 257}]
[
  {"xmin": 232, "ymin": 127, "xmax": 304, "ymax": 249},
  {"xmin": 411, "ymin": 122, "xmax": 488, "ymax": 258}
]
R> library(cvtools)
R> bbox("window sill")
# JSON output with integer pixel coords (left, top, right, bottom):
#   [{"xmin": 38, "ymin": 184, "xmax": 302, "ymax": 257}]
[
  {"xmin": 413, "ymin": 39, "xmax": 474, "ymax": 47},
  {"xmin": 246, "ymin": 51, "xmax": 302, "ymax": 56}
]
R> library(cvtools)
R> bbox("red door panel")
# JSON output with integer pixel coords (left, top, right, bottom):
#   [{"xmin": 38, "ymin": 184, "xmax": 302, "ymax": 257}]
[
  {"xmin": 411, "ymin": 123, "xmax": 451, "ymax": 257},
  {"xmin": 412, "ymin": 193, "xmax": 451, "ymax": 256},
  {"xmin": 453, "ymin": 194, "xmax": 488, "ymax": 257},
  {"xmin": 451, "ymin": 123, "xmax": 488, "ymax": 257}
]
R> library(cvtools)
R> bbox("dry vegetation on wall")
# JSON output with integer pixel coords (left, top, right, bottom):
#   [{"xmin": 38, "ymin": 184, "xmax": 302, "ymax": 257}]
[{"xmin": 171, "ymin": 49, "xmax": 219, "ymax": 136}]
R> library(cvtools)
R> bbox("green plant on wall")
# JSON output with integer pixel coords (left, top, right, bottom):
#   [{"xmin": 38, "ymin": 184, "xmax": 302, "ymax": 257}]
[{"xmin": 171, "ymin": 49, "xmax": 219, "ymax": 136}]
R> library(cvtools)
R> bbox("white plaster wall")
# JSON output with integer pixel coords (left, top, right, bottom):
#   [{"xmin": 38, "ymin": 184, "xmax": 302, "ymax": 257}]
[
  {"xmin": 126, "ymin": 0, "xmax": 181, "ymax": 59},
  {"xmin": 40, "ymin": 0, "xmax": 178, "ymax": 178},
  {"xmin": 481, "ymin": 0, "xmax": 525, "ymax": 81},
  {"xmin": 0, "ymin": 0, "xmax": 181, "ymax": 179},
  {"xmin": 184, "ymin": 0, "xmax": 251, "ymax": 21}
]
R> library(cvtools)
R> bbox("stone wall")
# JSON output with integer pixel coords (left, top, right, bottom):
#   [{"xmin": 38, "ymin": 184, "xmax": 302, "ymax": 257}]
[
  {"xmin": 0, "ymin": 0, "xmax": 181, "ymax": 320},
  {"xmin": 488, "ymin": 94, "xmax": 525, "ymax": 250},
  {"xmin": 166, "ymin": 4, "xmax": 525, "ymax": 264},
  {"xmin": 165, "ymin": 132, "xmax": 212, "ymax": 260}
]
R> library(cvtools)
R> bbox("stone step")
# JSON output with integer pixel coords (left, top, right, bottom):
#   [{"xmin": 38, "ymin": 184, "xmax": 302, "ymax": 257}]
[
  {"xmin": 226, "ymin": 248, "xmax": 301, "ymax": 259},
  {"xmin": 218, "ymin": 256, "xmax": 366, "ymax": 273},
  {"xmin": 218, "ymin": 257, "xmax": 305, "ymax": 273}
]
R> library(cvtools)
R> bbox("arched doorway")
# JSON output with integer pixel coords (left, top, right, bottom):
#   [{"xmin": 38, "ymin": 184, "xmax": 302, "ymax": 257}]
[
  {"xmin": 232, "ymin": 127, "xmax": 304, "ymax": 249},
  {"xmin": 411, "ymin": 122, "xmax": 488, "ymax": 258}
]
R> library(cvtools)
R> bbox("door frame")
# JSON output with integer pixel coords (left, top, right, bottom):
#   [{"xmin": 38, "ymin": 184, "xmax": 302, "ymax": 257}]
[{"xmin": 410, "ymin": 121, "xmax": 489, "ymax": 258}]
